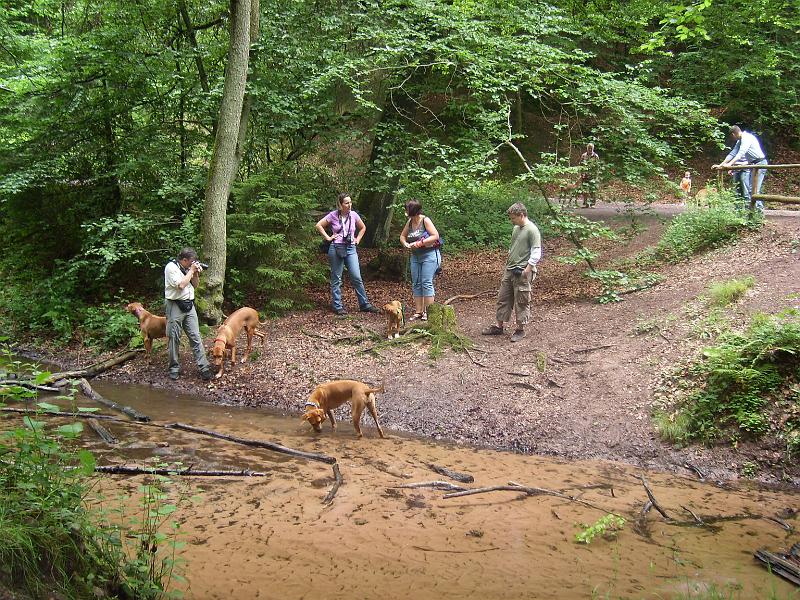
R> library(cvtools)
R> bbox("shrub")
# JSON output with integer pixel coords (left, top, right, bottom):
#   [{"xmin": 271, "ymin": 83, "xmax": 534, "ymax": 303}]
[
  {"xmin": 653, "ymin": 199, "xmax": 759, "ymax": 264},
  {"xmin": 682, "ymin": 310, "xmax": 800, "ymax": 449}
]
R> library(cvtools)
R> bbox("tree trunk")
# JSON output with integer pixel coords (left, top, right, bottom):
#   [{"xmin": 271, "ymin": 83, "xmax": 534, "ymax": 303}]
[
  {"xmin": 235, "ymin": 0, "xmax": 260, "ymax": 169},
  {"xmin": 178, "ymin": 0, "xmax": 217, "ymax": 135},
  {"xmin": 360, "ymin": 110, "xmax": 397, "ymax": 247},
  {"xmin": 198, "ymin": 0, "xmax": 252, "ymax": 323}
]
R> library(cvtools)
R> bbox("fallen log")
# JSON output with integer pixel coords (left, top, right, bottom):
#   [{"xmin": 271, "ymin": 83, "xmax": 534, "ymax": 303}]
[
  {"xmin": 754, "ymin": 549, "xmax": 800, "ymax": 587},
  {"xmin": 427, "ymin": 463, "xmax": 474, "ymax": 484},
  {"xmin": 77, "ymin": 378, "xmax": 151, "ymax": 422},
  {"xmin": 94, "ymin": 464, "xmax": 267, "ymax": 477},
  {"xmin": 42, "ymin": 349, "xmax": 143, "ymax": 384},
  {"xmin": 322, "ymin": 463, "xmax": 343, "ymax": 504},
  {"xmin": 88, "ymin": 418, "xmax": 118, "ymax": 445},
  {"xmin": 166, "ymin": 422, "xmax": 337, "ymax": 465}
]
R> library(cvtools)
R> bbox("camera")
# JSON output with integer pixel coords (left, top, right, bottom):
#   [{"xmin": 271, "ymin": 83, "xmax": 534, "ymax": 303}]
[
  {"xmin": 343, "ymin": 235, "xmax": 353, "ymax": 246},
  {"xmin": 511, "ymin": 266, "xmax": 525, "ymax": 277},
  {"xmin": 192, "ymin": 261, "xmax": 209, "ymax": 270}
]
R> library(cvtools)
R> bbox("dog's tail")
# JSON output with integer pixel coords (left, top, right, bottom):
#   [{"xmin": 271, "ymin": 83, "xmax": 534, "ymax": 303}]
[{"xmin": 364, "ymin": 380, "xmax": 385, "ymax": 395}]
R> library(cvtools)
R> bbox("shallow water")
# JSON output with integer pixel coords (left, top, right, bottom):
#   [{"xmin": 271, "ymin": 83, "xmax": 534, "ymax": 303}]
[{"xmin": 2, "ymin": 364, "xmax": 799, "ymax": 599}]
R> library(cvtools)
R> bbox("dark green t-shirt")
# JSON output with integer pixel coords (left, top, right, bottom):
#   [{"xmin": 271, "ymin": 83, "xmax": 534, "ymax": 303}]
[{"xmin": 506, "ymin": 219, "xmax": 541, "ymax": 270}]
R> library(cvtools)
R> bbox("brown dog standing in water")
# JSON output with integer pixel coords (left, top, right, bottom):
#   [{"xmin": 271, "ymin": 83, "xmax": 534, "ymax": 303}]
[
  {"xmin": 210, "ymin": 307, "xmax": 266, "ymax": 378},
  {"xmin": 383, "ymin": 301, "xmax": 403, "ymax": 339},
  {"xmin": 302, "ymin": 380, "xmax": 386, "ymax": 438},
  {"xmin": 126, "ymin": 302, "xmax": 167, "ymax": 362}
]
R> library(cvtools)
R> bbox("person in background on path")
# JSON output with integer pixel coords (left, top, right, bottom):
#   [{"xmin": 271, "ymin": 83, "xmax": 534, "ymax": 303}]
[
  {"xmin": 713, "ymin": 125, "xmax": 767, "ymax": 211},
  {"xmin": 400, "ymin": 199, "xmax": 441, "ymax": 321},
  {"xmin": 579, "ymin": 143, "xmax": 600, "ymax": 207},
  {"xmin": 315, "ymin": 192, "xmax": 380, "ymax": 316},
  {"xmin": 680, "ymin": 171, "xmax": 692, "ymax": 203},
  {"xmin": 481, "ymin": 202, "xmax": 542, "ymax": 343},
  {"xmin": 164, "ymin": 247, "xmax": 213, "ymax": 381}
]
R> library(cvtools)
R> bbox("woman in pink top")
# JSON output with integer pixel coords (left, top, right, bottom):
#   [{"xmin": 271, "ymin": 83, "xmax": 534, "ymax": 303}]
[{"xmin": 316, "ymin": 193, "xmax": 379, "ymax": 316}]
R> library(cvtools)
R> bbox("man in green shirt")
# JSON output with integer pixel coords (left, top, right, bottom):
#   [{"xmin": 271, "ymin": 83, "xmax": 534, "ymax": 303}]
[{"xmin": 481, "ymin": 202, "xmax": 542, "ymax": 342}]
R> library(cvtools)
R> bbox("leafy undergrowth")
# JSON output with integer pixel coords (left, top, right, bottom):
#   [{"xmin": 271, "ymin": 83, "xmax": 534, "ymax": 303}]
[{"xmin": 654, "ymin": 309, "xmax": 800, "ymax": 462}]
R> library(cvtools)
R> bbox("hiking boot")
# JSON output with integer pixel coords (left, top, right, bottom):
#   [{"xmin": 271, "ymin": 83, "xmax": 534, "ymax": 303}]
[
  {"xmin": 169, "ymin": 372, "xmax": 179, "ymax": 381},
  {"xmin": 359, "ymin": 304, "xmax": 380, "ymax": 313},
  {"xmin": 333, "ymin": 307, "xmax": 348, "ymax": 316},
  {"xmin": 200, "ymin": 369, "xmax": 213, "ymax": 382},
  {"xmin": 481, "ymin": 325, "xmax": 504, "ymax": 336},
  {"xmin": 511, "ymin": 329, "xmax": 526, "ymax": 342}
]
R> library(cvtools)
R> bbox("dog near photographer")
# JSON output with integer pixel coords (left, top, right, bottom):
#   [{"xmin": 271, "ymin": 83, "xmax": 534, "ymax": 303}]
[{"xmin": 164, "ymin": 247, "xmax": 213, "ymax": 381}]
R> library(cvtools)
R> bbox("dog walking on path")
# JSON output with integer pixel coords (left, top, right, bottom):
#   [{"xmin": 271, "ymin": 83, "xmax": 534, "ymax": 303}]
[
  {"xmin": 210, "ymin": 307, "xmax": 266, "ymax": 378},
  {"xmin": 126, "ymin": 302, "xmax": 167, "ymax": 362}
]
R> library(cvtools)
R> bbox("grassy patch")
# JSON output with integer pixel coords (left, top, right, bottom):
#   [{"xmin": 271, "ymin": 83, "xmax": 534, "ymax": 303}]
[{"xmin": 707, "ymin": 276, "xmax": 755, "ymax": 307}]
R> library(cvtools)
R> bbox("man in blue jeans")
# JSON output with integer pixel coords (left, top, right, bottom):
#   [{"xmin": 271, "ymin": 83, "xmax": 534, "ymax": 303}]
[{"xmin": 714, "ymin": 125, "xmax": 767, "ymax": 211}]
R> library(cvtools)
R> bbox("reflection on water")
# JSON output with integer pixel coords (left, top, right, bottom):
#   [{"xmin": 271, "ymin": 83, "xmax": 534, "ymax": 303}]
[{"xmin": 2, "ymin": 357, "xmax": 798, "ymax": 599}]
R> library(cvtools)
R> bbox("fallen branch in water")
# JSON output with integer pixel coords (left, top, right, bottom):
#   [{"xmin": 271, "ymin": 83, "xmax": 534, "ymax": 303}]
[
  {"xmin": 1, "ymin": 407, "xmax": 121, "ymax": 421},
  {"xmin": 322, "ymin": 463, "xmax": 343, "ymax": 504},
  {"xmin": 78, "ymin": 378, "xmax": 151, "ymax": 422},
  {"xmin": 94, "ymin": 464, "xmax": 267, "ymax": 477},
  {"xmin": 88, "ymin": 418, "xmax": 118, "ymax": 445},
  {"xmin": 0, "ymin": 380, "xmax": 61, "ymax": 393},
  {"xmin": 427, "ymin": 463, "xmax": 474, "ymax": 483},
  {"xmin": 393, "ymin": 481, "xmax": 467, "ymax": 492},
  {"xmin": 166, "ymin": 422, "xmax": 337, "ymax": 465},
  {"xmin": 442, "ymin": 480, "xmax": 623, "ymax": 517},
  {"xmin": 640, "ymin": 476, "xmax": 671, "ymax": 520}
]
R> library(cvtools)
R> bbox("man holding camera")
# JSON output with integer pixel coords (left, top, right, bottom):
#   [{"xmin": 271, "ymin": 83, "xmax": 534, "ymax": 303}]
[
  {"xmin": 481, "ymin": 203, "xmax": 542, "ymax": 343},
  {"xmin": 164, "ymin": 247, "xmax": 213, "ymax": 381}
]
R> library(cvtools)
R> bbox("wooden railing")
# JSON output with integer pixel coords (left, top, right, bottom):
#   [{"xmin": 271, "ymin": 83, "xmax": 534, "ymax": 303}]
[{"xmin": 713, "ymin": 163, "xmax": 800, "ymax": 208}]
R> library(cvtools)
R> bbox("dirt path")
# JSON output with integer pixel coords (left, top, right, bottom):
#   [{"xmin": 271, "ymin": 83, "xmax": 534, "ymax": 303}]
[{"xmin": 97, "ymin": 203, "xmax": 800, "ymax": 485}]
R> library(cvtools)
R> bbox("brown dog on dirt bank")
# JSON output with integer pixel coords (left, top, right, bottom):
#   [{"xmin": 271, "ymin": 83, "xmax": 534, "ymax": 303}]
[
  {"xmin": 126, "ymin": 302, "xmax": 167, "ymax": 362},
  {"xmin": 210, "ymin": 307, "xmax": 266, "ymax": 379},
  {"xmin": 302, "ymin": 380, "xmax": 386, "ymax": 438},
  {"xmin": 383, "ymin": 301, "xmax": 403, "ymax": 339}
]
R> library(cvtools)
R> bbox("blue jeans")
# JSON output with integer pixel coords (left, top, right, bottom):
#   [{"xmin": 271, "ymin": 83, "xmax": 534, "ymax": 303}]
[
  {"xmin": 734, "ymin": 159, "xmax": 767, "ymax": 210},
  {"xmin": 410, "ymin": 249, "xmax": 439, "ymax": 297},
  {"xmin": 328, "ymin": 244, "xmax": 370, "ymax": 310}
]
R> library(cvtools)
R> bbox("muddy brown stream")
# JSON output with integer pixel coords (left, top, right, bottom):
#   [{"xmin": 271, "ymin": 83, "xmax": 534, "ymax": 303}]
[{"xmin": 4, "ymin": 372, "xmax": 799, "ymax": 599}]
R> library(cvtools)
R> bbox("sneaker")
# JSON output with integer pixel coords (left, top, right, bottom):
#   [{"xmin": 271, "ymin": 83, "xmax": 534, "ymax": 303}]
[
  {"xmin": 420, "ymin": 312, "xmax": 428, "ymax": 321},
  {"xmin": 481, "ymin": 325, "xmax": 504, "ymax": 336},
  {"xmin": 333, "ymin": 307, "xmax": 348, "ymax": 316},
  {"xmin": 511, "ymin": 329, "xmax": 526, "ymax": 342},
  {"xmin": 359, "ymin": 304, "xmax": 380, "ymax": 313},
  {"xmin": 169, "ymin": 372, "xmax": 179, "ymax": 381}
]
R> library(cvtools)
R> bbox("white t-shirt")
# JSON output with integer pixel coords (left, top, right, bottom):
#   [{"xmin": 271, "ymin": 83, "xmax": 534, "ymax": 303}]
[{"xmin": 164, "ymin": 261, "xmax": 193, "ymax": 300}]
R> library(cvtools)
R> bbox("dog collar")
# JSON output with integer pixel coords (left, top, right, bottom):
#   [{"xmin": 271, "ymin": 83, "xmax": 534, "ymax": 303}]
[
  {"xmin": 213, "ymin": 337, "xmax": 227, "ymax": 344},
  {"xmin": 304, "ymin": 401, "xmax": 319, "ymax": 409}
]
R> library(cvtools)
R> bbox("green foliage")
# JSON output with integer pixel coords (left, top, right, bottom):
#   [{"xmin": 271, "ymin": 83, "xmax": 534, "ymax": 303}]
[
  {"xmin": 402, "ymin": 179, "xmax": 551, "ymax": 250},
  {"xmin": 707, "ymin": 276, "xmax": 755, "ymax": 307},
  {"xmin": 82, "ymin": 303, "xmax": 142, "ymax": 350},
  {"xmin": 227, "ymin": 167, "xmax": 329, "ymax": 314},
  {"xmin": 575, "ymin": 514, "xmax": 626, "ymax": 544},
  {"xmin": 651, "ymin": 199, "xmax": 759, "ymax": 264},
  {"xmin": 681, "ymin": 310, "xmax": 800, "ymax": 450},
  {"xmin": 0, "ymin": 356, "xmax": 186, "ymax": 598},
  {"xmin": 653, "ymin": 410, "xmax": 692, "ymax": 445}
]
